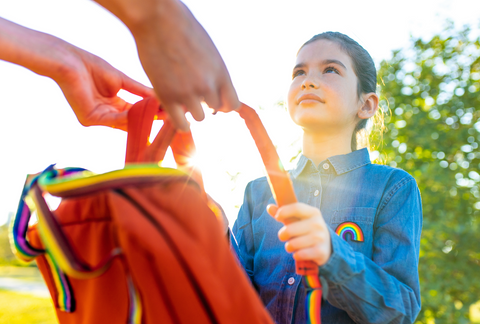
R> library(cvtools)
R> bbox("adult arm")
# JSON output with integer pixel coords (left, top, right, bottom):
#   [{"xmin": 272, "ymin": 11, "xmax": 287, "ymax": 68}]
[
  {"xmin": 94, "ymin": 0, "xmax": 240, "ymax": 132},
  {"xmin": 0, "ymin": 17, "xmax": 153, "ymax": 131}
]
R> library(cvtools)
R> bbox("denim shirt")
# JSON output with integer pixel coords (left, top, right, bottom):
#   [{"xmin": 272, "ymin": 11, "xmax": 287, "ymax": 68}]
[{"xmin": 231, "ymin": 148, "xmax": 422, "ymax": 324}]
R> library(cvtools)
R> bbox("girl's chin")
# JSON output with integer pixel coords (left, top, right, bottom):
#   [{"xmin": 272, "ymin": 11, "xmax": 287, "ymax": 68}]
[
  {"xmin": 291, "ymin": 114, "xmax": 330, "ymax": 128},
  {"xmin": 293, "ymin": 117, "xmax": 345, "ymax": 133}
]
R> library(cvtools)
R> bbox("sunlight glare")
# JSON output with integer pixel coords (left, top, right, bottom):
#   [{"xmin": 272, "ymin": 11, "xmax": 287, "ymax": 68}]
[
  {"xmin": 149, "ymin": 120, "xmax": 164, "ymax": 144},
  {"xmin": 117, "ymin": 89, "xmax": 143, "ymax": 104},
  {"xmin": 186, "ymin": 153, "xmax": 202, "ymax": 168},
  {"xmin": 44, "ymin": 193, "xmax": 62, "ymax": 211},
  {"xmin": 201, "ymin": 101, "xmax": 216, "ymax": 114}
]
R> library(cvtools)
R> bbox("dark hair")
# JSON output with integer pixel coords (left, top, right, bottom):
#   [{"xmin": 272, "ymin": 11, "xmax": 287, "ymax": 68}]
[{"xmin": 299, "ymin": 32, "xmax": 381, "ymax": 151}]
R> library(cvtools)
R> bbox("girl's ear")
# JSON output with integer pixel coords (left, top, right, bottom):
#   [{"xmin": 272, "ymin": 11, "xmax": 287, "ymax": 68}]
[{"xmin": 358, "ymin": 92, "xmax": 379, "ymax": 119}]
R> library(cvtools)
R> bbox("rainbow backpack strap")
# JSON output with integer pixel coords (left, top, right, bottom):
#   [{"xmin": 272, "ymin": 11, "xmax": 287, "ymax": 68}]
[
  {"xmin": 9, "ymin": 169, "xmax": 48, "ymax": 262},
  {"xmin": 304, "ymin": 275, "xmax": 322, "ymax": 324},
  {"xmin": 32, "ymin": 164, "xmax": 190, "ymax": 323},
  {"xmin": 9, "ymin": 164, "xmax": 177, "ymax": 321},
  {"xmin": 32, "ymin": 164, "xmax": 187, "ymax": 279},
  {"xmin": 8, "ymin": 164, "xmax": 86, "ymax": 262},
  {"xmin": 30, "ymin": 163, "xmax": 186, "ymax": 281},
  {"xmin": 9, "ymin": 164, "xmax": 78, "ymax": 312}
]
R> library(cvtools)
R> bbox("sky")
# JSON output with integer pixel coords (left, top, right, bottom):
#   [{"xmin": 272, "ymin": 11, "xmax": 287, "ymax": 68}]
[{"xmin": 0, "ymin": 0, "xmax": 480, "ymax": 227}]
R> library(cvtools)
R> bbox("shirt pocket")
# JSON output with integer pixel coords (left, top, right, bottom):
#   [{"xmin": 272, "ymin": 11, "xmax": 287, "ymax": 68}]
[{"xmin": 329, "ymin": 207, "xmax": 376, "ymax": 258}]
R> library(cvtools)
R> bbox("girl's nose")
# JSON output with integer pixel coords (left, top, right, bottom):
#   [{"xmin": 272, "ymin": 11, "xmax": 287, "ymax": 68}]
[{"xmin": 301, "ymin": 76, "xmax": 319, "ymax": 90}]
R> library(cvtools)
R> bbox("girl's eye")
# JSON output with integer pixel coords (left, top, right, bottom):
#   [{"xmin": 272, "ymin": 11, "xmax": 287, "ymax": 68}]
[
  {"xmin": 292, "ymin": 69, "xmax": 305, "ymax": 79},
  {"xmin": 324, "ymin": 66, "xmax": 339, "ymax": 74}
]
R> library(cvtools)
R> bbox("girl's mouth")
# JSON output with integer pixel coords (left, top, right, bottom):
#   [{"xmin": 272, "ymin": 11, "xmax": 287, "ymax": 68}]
[{"xmin": 297, "ymin": 93, "xmax": 324, "ymax": 104}]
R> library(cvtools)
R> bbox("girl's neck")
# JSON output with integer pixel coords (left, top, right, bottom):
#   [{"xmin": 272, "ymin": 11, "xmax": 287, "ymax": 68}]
[{"xmin": 302, "ymin": 130, "xmax": 352, "ymax": 166}]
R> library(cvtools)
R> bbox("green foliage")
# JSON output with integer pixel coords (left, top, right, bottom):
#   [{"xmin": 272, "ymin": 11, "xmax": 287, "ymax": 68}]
[
  {"xmin": 377, "ymin": 24, "xmax": 480, "ymax": 323},
  {"xmin": 0, "ymin": 223, "xmax": 35, "ymax": 267},
  {"xmin": 0, "ymin": 224, "xmax": 19, "ymax": 266},
  {"xmin": 0, "ymin": 289, "xmax": 57, "ymax": 324}
]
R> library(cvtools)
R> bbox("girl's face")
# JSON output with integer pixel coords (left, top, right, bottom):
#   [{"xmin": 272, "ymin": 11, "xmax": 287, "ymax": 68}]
[{"xmin": 287, "ymin": 39, "xmax": 362, "ymax": 134}]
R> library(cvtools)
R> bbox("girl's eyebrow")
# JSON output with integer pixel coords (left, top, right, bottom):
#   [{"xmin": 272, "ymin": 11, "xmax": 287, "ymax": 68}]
[
  {"xmin": 293, "ymin": 63, "xmax": 306, "ymax": 71},
  {"xmin": 322, "ymin": 59, "xmax": 347, "ymax": 70},
  {"xmin": 293, "ymin": 59, "xmax": 347, "ymax": 71}
]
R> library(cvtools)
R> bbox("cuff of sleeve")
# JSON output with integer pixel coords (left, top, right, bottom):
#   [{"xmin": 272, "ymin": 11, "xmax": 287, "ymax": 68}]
[{"xmin": 318, "ymin": 227, "xmax": 359, "ymax": 285}]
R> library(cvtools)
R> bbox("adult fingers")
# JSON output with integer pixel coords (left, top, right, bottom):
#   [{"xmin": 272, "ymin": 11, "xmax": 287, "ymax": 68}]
[
  {"xmin": 161, "ymin": 101, "xmax": 190, "ymax": 132},
  {"xmin": 90, "ymin": 107, "xmax": 130, "ymax": 131},
  {"xmin": 202, "ymin": 87, "xmax": 222, "ymax": 113},
  {"xmin": 183, "ymin": 96, "xmax": 205, "ymax": 122},
  {"xmin": 218, "ymin": 80, "xmax": 240, "ymax": 112},
  {"xmin": 120, "ymin": 73, "xmax": 155, "ymax": 98}
]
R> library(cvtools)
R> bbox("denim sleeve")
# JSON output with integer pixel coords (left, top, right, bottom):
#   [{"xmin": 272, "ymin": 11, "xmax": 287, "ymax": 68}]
[
  {"xmin": 318, "ymin": 176, "xmax": 422, "ymax": 324},
  {"xmin": 231, "ymin": 182, "xmax": 255, "ymax": 282}
]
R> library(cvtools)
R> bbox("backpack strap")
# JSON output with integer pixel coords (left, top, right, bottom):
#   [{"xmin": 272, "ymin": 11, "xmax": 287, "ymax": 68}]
[
  {"xmin": 237, "ymin": 104, "xmax": 323, "ymax": 324},
  {"xmin": 13, "ymin": 98, "xmax": 322, "ymax": 323},
  {"xmin": 124, "ymin": 98, "xmax": 320, "ymax": 272},
  {"xmin": 125, "ymin": 98, "xmax": 205, "ymax": 195},
  {"xmin": 10, "ymin": 164, "xmax": 187, "ymax": 320}
]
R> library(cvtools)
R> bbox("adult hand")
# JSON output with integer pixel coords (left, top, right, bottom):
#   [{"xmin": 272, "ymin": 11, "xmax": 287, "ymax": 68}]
[
  {"xmin": 96, "ymin": 0, "xmax": 240, "ymax": 132},
  {"xmin": 267, "ymin": 203, "xmax": 332, "ymax": 266},
  {"xmin": 0, "ymin": 17, "xmax": 154, "ymax": 131},
  {"xmin": 54, "ymin": 46, "xmax": 154, "ymax": 131}
]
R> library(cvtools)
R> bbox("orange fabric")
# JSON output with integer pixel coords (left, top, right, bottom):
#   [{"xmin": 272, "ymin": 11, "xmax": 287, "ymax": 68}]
[
  {"xmin": 26, "ymin": 98, "xmax": 274, "ymax": 324},
  {"xmin": 28, "ymin": 192, "xmax": 130, "ymax": 323},
  {"xmin": 28, "ymin": 176, "xmax": 272, "ymax": 323},
  {"xmin": 125, "ymin": 97, "xmax": 161, "ymax": 164}
]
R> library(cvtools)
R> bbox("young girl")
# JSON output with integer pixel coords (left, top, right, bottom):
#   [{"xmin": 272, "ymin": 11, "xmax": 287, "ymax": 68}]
[{"xmin": 231, "ymin": 32, "xmax": 422, "ymax": 323}]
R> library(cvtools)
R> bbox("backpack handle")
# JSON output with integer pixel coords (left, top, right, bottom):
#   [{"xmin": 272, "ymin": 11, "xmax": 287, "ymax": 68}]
[
  {"xmin": 125, "ymin": 97, "xmax": 205, "ymax": 194},
  {"xmin": 124, "ymin": 98, "xmax": 297, "ymax": 206},
  {"xmin": 124, "ymin": 98, "xmax": 318, "ymax": 276}
]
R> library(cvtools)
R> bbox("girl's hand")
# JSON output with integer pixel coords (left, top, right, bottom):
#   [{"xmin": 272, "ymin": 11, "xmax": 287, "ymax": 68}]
[{"xmin": 267, "ymin": 203, "xmax": 332, "ymax": 266}]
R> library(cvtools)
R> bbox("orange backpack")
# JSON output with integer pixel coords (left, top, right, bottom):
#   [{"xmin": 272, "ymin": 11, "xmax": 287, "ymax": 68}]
[{"xmin": 10, "ymin": 98, "xmax": 322, "ymax": 324}]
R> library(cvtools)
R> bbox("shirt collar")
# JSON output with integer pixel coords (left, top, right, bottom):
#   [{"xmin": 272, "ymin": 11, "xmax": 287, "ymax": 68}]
[{"xmin": 290, "ymin": 148, "xmax": 371, "ymax": 178}]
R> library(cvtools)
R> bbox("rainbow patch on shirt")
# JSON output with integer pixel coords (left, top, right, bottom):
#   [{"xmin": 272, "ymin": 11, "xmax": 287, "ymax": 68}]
[{"xmin": 335, "ymin": 222, "xmax": 364, "ymax": 242}]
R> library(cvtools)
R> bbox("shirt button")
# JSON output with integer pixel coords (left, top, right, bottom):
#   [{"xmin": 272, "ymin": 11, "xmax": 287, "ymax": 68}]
[
  {"xmin": 323, "ymin": 163, "xmax": 330, "ymax": 170},
  {"xmin": 314, "ymin": 189, "xmax": 320, "ymax": 197},
  {"xmin": 287, "ymin": 277, "xmax": 295, "ymax": 285}
]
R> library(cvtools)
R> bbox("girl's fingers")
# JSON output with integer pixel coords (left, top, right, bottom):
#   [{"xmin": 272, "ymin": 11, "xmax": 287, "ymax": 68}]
[
  {"xmin": 284, "ymin": 232, "xmax": 328, "ymax": 253},
  {"xmin": 292, "ymin": 245, "xmax": 331, "ymax": 266},
  {"xmin": 274, "ymin": 203, "xmax": 318, "ymax": 223},
  {"xmin": 278, "ymin": 214, "xmax": 327, "ymax": 242},
  {"xmin": 278, "ymin": 217, "xmax": 315, "ymax": 241},
  {"xmin": 266, "ymin": 204, "xmax": 278, "ymax": 217}
]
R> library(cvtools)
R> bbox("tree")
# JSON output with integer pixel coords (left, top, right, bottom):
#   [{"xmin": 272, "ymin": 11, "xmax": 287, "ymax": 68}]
[{"xmin": 377, "ymin": 24, "xmax": 480, "ymax": 323}]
